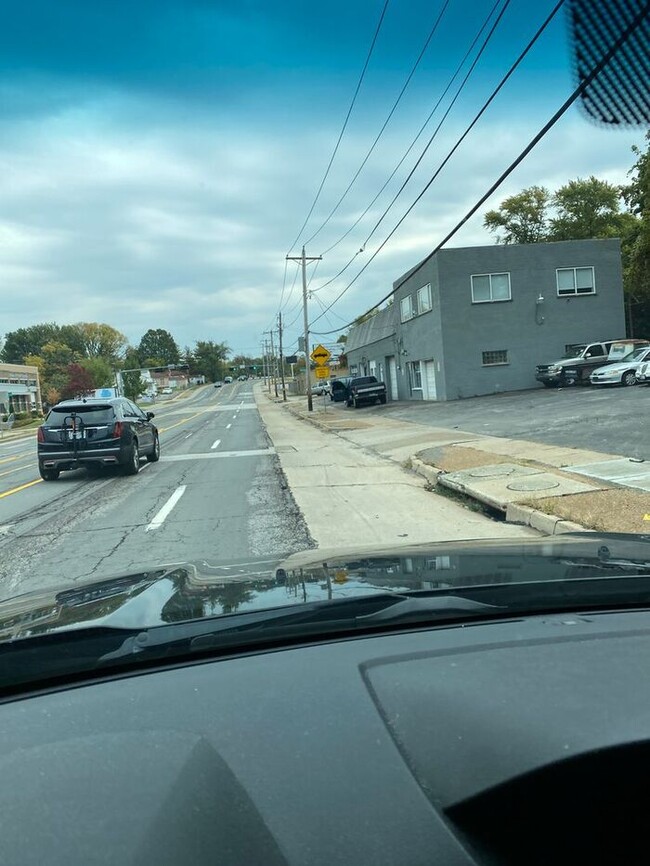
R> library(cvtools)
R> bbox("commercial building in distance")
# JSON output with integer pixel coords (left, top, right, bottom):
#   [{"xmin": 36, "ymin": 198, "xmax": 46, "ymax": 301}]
[{"xmin": 0, "ymin": 362, "xmax": 42, "ymax": 414}]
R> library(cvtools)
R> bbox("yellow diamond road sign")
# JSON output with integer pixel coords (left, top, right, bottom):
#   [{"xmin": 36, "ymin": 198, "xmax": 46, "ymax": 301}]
[{"xmin": 310, "ymin": 344, "xmax": 331, "ymax": 366}]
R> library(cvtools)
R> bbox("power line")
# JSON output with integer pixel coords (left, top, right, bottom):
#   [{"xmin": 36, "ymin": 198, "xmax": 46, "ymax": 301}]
[
  {"xmin": 279, "ymin": 259, "xmax": 302, "ymax": 314},
  {"xmin": 309, "ymin": 0, "xmax": 503, "ymax": 299},
  {"xmin": 303, "ymin": 0, "xmax": 453, "ymax": 249},
  {"xmin": 310, "ymin": 0, "xmax": 566, "ymax": 332},
  {"xmin": 285, "ymin": 0, "xmax": 391, "ymax": 255}
]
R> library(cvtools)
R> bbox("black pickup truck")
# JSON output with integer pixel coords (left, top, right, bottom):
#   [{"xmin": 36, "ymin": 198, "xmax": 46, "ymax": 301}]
[{"xmin": 346, "ymin": 376, "xmax": 387, "ymax": 408}]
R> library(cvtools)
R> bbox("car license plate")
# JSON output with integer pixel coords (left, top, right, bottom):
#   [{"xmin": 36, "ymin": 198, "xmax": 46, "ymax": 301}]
[{"xmin": 67, "ymin": 430, "xmax": 85, "ymax": 441}]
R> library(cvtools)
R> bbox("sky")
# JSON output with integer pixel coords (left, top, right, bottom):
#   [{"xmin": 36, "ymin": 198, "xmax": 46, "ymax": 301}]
[{"xmin": 1, "ymin": 0, "xmax": 645, "ymax": 359}]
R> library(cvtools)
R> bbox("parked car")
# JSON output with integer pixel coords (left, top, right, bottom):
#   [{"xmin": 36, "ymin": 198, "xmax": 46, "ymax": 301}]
[
  {"xmin": 346, "ymin": 376, "xmax": 387, "ymax": 408},
  {"xmin": 37, "ymin": 397, "xmax": 160, "ymax": 480},
  {"xmin": 590, "ymin": 346, "xmax": 650, "ymax": 386},
  {"xmin": 310, "ymin": 382, "xmax": 330, "ymax": 396},
  {"xmin": 330, "ymin": 377, "xmax": 353, "ymax": 402},
  {"xmin": 213, "ymin": 381, "xmax": 223, "ymax": 388},
  {"xmin": 536, "ymin": 342, "xmax": 615, "ymax": 387},
  {"xmin": 160, "ymin": 386, "xmax": 173, "ymax": 394},
  {"xmin": 224, "ymin": 376, "xmax": 233, "ymax": 384},
  {"xmin": 637, "ymin": 359, "xmax": 650, "ymax": 384}
]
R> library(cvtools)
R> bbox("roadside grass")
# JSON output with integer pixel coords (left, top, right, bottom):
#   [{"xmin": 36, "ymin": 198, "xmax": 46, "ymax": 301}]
[{"xmin": 521, "ymin": 489, "xmax": 650, "ymax": 534}]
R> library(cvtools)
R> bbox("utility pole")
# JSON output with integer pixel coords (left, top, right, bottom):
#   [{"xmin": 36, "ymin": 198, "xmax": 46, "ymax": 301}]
[
  {"xmin": 278, "ymin": 311, "xmax": 287, "ymax": 401},
  {"xmin": 261, "ymin": 342, "xmax": 268, "ymax": 386},
  {"xmin": 269, "ymin": 330, "xmax": 278, "ymax": 397},
  {"xmin": 286, "ymin": 246, "xmax": 322, "ymax": 411}
]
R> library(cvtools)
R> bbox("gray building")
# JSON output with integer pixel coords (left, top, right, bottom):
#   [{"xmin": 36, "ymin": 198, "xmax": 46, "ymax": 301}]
[{"xmin": 345, "ymin": 238, "xmax": 626, "ymax": 401}]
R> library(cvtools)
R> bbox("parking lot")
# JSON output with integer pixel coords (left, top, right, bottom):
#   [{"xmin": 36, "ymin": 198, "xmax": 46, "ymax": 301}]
[{"xmin": 319, "ymin": 383, "xmax": 649, "ymax": 461}]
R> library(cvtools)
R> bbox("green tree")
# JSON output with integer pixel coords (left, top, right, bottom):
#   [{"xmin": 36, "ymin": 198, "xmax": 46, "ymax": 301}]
[
  {"xmin": 57, "ymin": 322, "xmax": 125, "ymax": 362},
  {"xmin": 0, "ymin": 323, "xmax": 61, "ymax": 364},
  {"xmin": 621, "ymin": 133, "xmax": 650, "ymax": 336},
  {"xmin": 193, "ymin": 340, "xmax": 230, "ymax": 382},
  {"xmin": 137, "ymin": 329, "xmax": 180, "ymax": 367},
  {"xmin": 78, "ymin": 357, "xmax": 114, "ymax": 389},
  {"xmin": 120, "ymin": 349, "xmax": 145, "ymax": 401},
  {"xmin": 483, "ymin": 186, "xmax": 551, "ymax": 244},
  {"xmin": 548, "ymin": 176, "xmax": 636, "ymax": 241}
]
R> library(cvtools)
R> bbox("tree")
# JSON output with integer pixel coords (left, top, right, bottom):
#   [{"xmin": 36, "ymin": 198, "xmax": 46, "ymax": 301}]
[
  {"xmin": 78, "ymin": 357, "xmax": 114, "ymax": 389},
  {"xmin": 120, "ymin": 349, "xmax": 145, "ymax": 401},
  {"xmin": 137, "ymin": 329, "xmax": 180, "ymax": 367},
  {"xmin": 60, "ymin": 364, "xmax": 95, "ymax": 400},
  {"xmin": 192, "ymin": 340, "xmax": 230, "ymax": 382},
  {"xmin": 621, "ymin": 133, "xmax": 650, "ymax": 336},
  {"xmin": 483, "ymin": 186, "xmax": 551, "ymax": 244},
  {"xmin": 0, "ymin": 323, "xmax": 61, "ymax": 364},
  {"xmin": 548, "ymin": 176, "xmax": 636, "ymax": 241}
]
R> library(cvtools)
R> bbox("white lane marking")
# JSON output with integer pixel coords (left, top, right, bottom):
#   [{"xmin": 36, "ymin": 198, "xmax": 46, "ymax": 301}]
[
  {"xmin": 211, "ymin": 439, "xmax": 221, "ymax": 450},
  {"xmin": 185, "ymin": 432, "xmax": 193, "ymax": 439},
  {"xmin": 160, "ymin": 449, "xmax": 275, "ymax": 462},
  {"xmin": 146, "ymin": 485, "xmax": 187, "ymax": 532},
  {"xmin": 226, "ymin": 423, "xmax": 231, "ymax": 429},
  {"xmin": 232, "ymin": 415, "xmax": 237, "ymax": 419}
]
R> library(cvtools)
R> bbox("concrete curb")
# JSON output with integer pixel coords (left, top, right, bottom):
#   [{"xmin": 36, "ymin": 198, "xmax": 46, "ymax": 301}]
[{"xmin": 410, "ymin": 457, "xmax": 591, "ymax": 536}]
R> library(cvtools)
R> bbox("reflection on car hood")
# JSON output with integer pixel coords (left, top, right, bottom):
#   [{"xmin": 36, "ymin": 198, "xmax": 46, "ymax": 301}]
[
  {"xmin": 592, "ymin": 358, "xmax": 644, "ymax": 373},
  {"xmin": 2, "ymin": 533, "xmax": 650, "ymax": 641}
]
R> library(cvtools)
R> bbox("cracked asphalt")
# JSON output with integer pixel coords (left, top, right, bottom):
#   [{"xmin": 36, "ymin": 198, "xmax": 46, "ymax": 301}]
[{"xmin": 0, "ymin": 382, "xmax": 313, "ymax": 601}]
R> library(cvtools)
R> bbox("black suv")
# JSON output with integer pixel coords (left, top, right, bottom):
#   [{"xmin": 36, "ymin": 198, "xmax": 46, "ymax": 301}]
[{"xmin": 37, "ymin": 397, "xmax": 160, "ymax": 481}]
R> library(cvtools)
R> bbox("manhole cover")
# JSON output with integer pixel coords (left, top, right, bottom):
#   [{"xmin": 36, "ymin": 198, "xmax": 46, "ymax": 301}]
[
  {"xmin": 468, "ymin": 465, "xmax": 516, "ymax": 478},
  {"xmin": 507, "ymin": 477, "xmax": 561, "ymax": 492}
]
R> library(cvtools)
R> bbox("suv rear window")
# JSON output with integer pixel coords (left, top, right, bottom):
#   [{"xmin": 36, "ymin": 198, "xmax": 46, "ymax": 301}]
[
  {"xmin": 352, "ymin": 377, "xmax": 378, "ymax": 385},
  {"xmin": 44, "ymin": 405, "xmax": 115, "ymax": 427}
]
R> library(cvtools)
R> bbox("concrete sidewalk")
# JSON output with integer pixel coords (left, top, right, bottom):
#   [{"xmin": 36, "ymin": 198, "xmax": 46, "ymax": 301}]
[
  {"xmin": 254, "ymin": 387, "xmax": 536, "ymax": 554},
  {"xmin": 265, "ymin": 389, "xmax": 650, "ymax": 536}
]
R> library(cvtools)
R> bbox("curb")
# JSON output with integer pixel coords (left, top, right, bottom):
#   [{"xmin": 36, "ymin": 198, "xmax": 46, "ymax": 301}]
[{"xmin": 410, "ymin": 457, "xmax": 591, "ymax": 536}]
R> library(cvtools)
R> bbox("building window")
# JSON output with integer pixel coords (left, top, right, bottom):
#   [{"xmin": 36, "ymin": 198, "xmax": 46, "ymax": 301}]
[
  {"xmin": 482, "ymin": 350, "xmax": 508, "ymax": 366},
  {"xmin": 408, "ymin": 360, "xmax": 422, "ymax": 390},
  {"xmin": 417, "ymin": 283, "xmax": 432, "ymax": 314},
  {"xmin": 471, "ymin": 272, "xmax": 511, "ymax": 303},
  {"xmin": 556, "ymin": 266, "xmax": 595, "ymax": 296},
  {"xmin": 400, "ymin": 295, "xmax": 414, "ymax": 322}
]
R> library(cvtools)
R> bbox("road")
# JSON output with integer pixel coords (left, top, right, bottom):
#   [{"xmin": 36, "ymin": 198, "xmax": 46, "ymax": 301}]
[
  {"xmin": 0, "ymin": 382, "xmax": 312, "ymax": 602},
  {"xmin": 341, "ymin": 384, "xmax": 649, "ymax": 461}
]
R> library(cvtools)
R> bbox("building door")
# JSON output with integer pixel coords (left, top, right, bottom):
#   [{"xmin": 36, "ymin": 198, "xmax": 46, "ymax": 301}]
[
  {"xmin": 387, "ymin": 356, "xmax": 398, "ymax": 400},
  {"xmin": 423, "ymin": 360, "xmax": 437, "ymax": 401}
]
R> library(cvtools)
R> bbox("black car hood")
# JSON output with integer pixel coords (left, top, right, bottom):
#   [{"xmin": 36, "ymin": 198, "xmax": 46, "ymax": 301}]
[{"xmin": 2, "ymin": 533, "xmax": 650, "ymax": 641}]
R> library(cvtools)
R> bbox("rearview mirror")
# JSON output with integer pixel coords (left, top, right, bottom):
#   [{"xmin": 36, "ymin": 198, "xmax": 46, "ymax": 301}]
[{"xmin": 146, "ymin": 411, "xmax": 155, "ymax": 419}]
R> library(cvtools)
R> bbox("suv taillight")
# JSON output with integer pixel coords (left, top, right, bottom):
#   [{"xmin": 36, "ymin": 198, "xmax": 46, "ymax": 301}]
[
  {"xmin": 37, "ymin": 426, "xmax": 45, "ymax": 443},
  {"xmin": 112, "ymin": 421, "xmax": 123, "ymax": 438}
]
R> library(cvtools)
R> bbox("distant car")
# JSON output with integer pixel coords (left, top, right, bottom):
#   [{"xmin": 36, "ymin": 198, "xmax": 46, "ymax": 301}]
[
  {"xmin": 310, "ymin": 382, "xmax": 330, "ymax": 396},
  {"xmin": 590, "ymin": 347, "xmax": 650, "ymax": 386},
  {"xmin": 37, "ymin": 397, "xmax": 160, "ymax": 480},
  {"xmin": 224, "ymin": 376, "xmax": 233, "ymax": 384},
  {"xmin": 160, "ymin": 387, "xmax": 173, "ymax": 394},
  {"xmin": 238, "ymin": 375, "xmax": 247, "ymax": 381},
  {"xmin": 214, "ymin": 381, "xmax": 223, "ymax": 388}
]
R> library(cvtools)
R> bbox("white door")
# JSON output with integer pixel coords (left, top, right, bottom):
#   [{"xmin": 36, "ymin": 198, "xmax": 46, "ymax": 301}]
[
  {"xmin": 423, "ymin": 360, "xmax": 437, "ymax": 401},
  {"xmin": 387, "ymin": 356, "xmax": 398, "ymax": 400}
]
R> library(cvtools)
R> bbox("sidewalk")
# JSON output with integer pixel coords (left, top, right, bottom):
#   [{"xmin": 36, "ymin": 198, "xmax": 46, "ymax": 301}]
[{"xmin": 263, "ymin": 389, "xmax": 650, "ymax": 536}]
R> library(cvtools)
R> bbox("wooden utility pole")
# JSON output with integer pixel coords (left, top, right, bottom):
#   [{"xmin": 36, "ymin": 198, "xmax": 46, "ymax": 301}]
[
  {"xmin": 278, "ymin": 311, "xmax": 287, "ymax": 401},
  {"xmin": 286, "ymin": 246, "xmax": 322, "ymax": 412}
]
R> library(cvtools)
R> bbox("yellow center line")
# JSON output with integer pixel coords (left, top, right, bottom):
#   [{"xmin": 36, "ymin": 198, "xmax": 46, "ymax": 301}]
[
  {"xmin": 0, "ymin": 453, "xmax": 30, "ymax": 465},
  {"xmin": 158, "ymin": 410, "xmax": 206, "ymax": 433},
  {"xmin": 0, "ymin": 479, "xmax": 42, "ymax": 499},
  {"xmin": 0, "ymin": 462, "xmax": 34, "ymax": 479}
]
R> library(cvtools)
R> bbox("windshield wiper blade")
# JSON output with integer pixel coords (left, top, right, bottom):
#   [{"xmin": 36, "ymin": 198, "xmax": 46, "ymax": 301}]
[{"xmin": 99, "ymin": 592, "xmax": 503, "ymax": 664}]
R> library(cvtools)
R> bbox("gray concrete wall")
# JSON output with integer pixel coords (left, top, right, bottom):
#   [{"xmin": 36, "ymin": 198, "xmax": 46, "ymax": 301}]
[{"xmin": 392, "ymin": 238, "xmax": 625, "ymax": 401}]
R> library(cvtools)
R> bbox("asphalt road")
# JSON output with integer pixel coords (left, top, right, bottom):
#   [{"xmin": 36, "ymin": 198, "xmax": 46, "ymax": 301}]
[
  {"xmin": 328, "ymin": 382, "xmax": 650, "ymax": 461},
  {"xmin": 0, "ymin": 382, "xmax": 312, "ymax": 602}
]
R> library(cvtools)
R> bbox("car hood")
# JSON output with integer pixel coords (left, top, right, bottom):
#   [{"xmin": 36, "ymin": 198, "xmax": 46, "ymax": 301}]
[
  {"xmin": 592, "ymin": 358, "xmax": 644, "ymax": 374},
  {"xmin": 2, "ymin": 534, "xmax": 650, "ymax": 642}
]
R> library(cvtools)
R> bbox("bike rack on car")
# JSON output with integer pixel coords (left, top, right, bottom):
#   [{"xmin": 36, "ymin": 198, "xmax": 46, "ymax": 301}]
[{"xmin": 61, "ymin": 414, "xmax": 86, "ymax": 463}]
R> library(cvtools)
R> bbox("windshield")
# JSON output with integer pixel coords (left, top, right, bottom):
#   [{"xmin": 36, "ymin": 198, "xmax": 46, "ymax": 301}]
[{"xmin": 1, "ymin": 0, "xmax": 649, "ymax": 647}]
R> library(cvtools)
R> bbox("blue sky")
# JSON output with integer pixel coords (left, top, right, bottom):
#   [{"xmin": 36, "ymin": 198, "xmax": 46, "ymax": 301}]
[{"xmin": 1, "ymin": 0, "xmax": 644, "ymax": 357}]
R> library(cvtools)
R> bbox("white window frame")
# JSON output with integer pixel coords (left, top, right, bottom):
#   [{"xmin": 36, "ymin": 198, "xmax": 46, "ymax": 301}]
[
  {"xmin": 556, "ymin": 266, "xmax": 595, "ymax": 296},
  {"xmin": 416, "ymin": 283, "xmax": 432, "ymax": 314},
  {"xmin": 408, "ymin": 360, "xmax": 423, "ymax": 391},
  {"xmin": 400, "ymin": 295, "xmax": 414, "ymax": 322},
  {"xmin": 471, "ymin": 272, "xmax": 511, "ymax": 304},
  {"xmin": 482, "ymin": 349, "xmax": 509, "ymax": 366}
]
